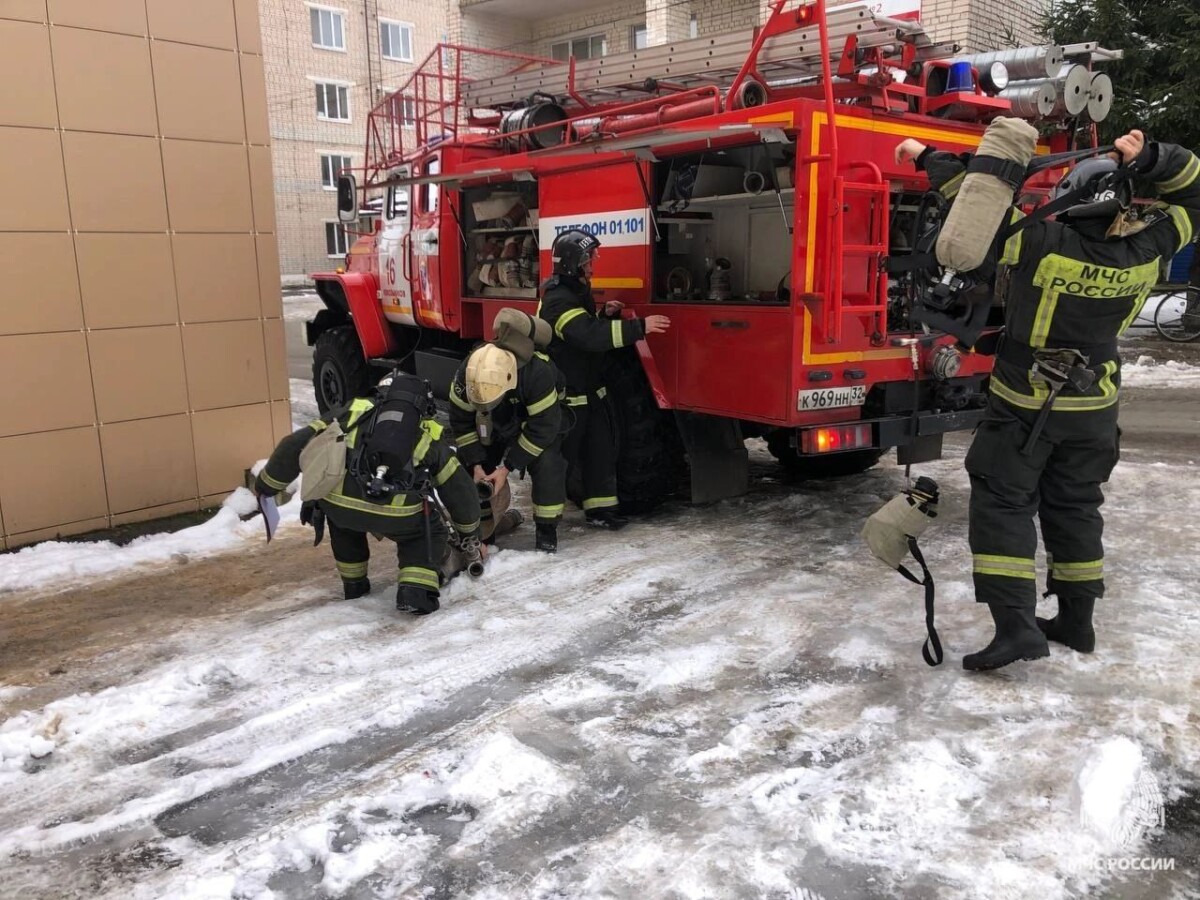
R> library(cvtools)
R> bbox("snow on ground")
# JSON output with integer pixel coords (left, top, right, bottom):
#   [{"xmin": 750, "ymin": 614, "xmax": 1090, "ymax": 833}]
[
  {"xmin": 0, "ymin": 488, "xmax": 299, "ymax": 596},
  {"xmin": 1, "ymin": 426, "xmax": 1197, "ymax": 899},
  {"xmin": 282, "ymin": 291, "xmax": 325, "ymax": 322},
  {"xmin": 1122, "ymin": 354, "xmax": 1200, "ymax": 388},
  {"xmin": 290, "ymin": 377, "xmax": 321, "ymax": 429}
]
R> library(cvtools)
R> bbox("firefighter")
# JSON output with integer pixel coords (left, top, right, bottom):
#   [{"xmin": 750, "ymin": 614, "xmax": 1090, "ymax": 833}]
[
  {"xmin": 255, "ymin": 372, "xmax": 482, "ymax": 615},
  {"xmin": 896, "ymin": 128, "xmax": 1200, "ymax": 670},
  {"xmin": 537, "ymin": 229, "xmax": 671, "ymax": 528},
  {"xmin": 449, "ymin": 309, "xmax": 568, "ymax": 553}
]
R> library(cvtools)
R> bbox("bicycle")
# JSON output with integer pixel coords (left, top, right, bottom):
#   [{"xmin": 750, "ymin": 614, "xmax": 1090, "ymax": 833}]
[{"xmin": 1151, "ymin": 283, "xmax": 1200, "ymax": 342}]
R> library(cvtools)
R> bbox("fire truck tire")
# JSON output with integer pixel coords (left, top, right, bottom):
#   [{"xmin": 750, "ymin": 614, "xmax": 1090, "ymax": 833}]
[
  {"xmin": 766, "ymin": 436, "xmax": 885, "ymax": 479},
  {"xmin": 312, "ymin": 325, "xmax": 372, "ymax": 413},
  {"xmin": 605, "ymin": 348, "xmax": 685, "ymax": 513}
]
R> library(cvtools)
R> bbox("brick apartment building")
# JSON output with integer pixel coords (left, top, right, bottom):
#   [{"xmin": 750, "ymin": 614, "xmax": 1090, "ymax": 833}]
[{"xmin": 261, "ymin": 0, "xmax": 1048, "ymax": 282}]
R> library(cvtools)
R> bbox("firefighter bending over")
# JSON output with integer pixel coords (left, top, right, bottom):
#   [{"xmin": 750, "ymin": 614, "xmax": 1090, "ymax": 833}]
[
  {"xmin": 255, "ymin": 372, "xmax": 482, "ymax": 615},
  {"xmin": 897, "ymin": 126, "xmax": 1200, "ymax": 670},
  {"xmin": 537, "ymin": 229, "xmax": 671, "ymax": 528},
  {"xmin": 449, "ymin": 309, "xmax": 568, "ymax": 553}
]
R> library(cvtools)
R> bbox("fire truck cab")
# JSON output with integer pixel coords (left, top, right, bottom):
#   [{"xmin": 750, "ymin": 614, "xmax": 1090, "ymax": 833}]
[{"xmin": 306, "ymin": 0, "xmax": 1116, "ymax": 509}]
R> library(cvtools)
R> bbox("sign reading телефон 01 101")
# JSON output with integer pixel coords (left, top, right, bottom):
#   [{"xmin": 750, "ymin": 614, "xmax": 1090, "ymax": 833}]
[{"xmin": 539, "ymin": 208, "xmax": 653, "ymax": 248}]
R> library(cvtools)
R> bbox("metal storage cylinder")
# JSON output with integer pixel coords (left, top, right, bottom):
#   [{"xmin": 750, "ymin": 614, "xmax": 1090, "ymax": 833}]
[
  {"xmin": 958, "ymin": 46, "xmax": 1064, "ymax": 81},
  {"xmin": 999, "ymin": 82, "xmax": 1056, "ymax": 118},
  {"xmin": 1088, "ymin": 72, "xmax": 1113, "ymax": 122},
  {"xmin": 1014, "ymin": 63, "xmax": 1091, "ymax": 116},
  {"xmin": 499, "ymin": 103, "xmax": 568, "ymax": 151}
]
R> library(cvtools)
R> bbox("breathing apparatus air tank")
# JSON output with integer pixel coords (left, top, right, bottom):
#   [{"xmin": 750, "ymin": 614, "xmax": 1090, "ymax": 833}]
[{"xmin": 935, "ymin": 116, "xmax": 1039, "ymax": 273}]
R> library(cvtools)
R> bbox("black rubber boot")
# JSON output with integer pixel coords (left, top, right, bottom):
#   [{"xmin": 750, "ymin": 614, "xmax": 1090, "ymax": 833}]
[
  {"xmin": 342, "ymin": 577, "xmax": 371, "ymax": 600},
  {"xmin": 1037, "ymin": 597, "xmax": 1096, "ymax": 653},
  {"xmin": 585, "ymin": 509, "xmax": 629, "ymax": 530},
  {"xmin": 963, "ymin": 601, "xmax": 1050, "ymax": 671},
  {"xmin": 535, "ymin": 523, "xmax": 558, "ymax": 553},
  {"xmin": 396, "ymin": 585, "xmax": 440, "ymax": 616}
]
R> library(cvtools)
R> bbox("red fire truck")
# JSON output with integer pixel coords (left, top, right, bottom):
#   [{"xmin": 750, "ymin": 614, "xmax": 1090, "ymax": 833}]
[{"xmin": 307, "ymin": 0, "xmax": 1101, "ymax": 508}]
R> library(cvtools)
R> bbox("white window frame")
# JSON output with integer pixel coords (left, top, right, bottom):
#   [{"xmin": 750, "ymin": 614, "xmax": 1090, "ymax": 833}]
[
  {"xmin": 314, "ymin": 79, "xmax": 352, "ymax": 122},
  {"xmin": 380, "ymin": 18, "xmax": 414, "ymax": 62},
  {"xmin": 325, "ymin": 220, "xmax": 350, "ymax": 257},
  {"xmin": 400, "ymin": 96, "xmax": 417, "ymax": 127},
  {"xmin": 308, "ymin": 4, "xmax": 346, "ymax": 52},
  {"xmin": 550, "ymin": 34, "xmax": 605, "ymax": 61},
  {"xmin": 689, "ymin": 14, "xmax": 698, "ymax": 39},
  {"xmin": 319, "ymin": 153, "xmax": 353, "ymax": 190},
  {"xmin": 631, "ymin": 22, "xmax": 648, "ymax": 51}
]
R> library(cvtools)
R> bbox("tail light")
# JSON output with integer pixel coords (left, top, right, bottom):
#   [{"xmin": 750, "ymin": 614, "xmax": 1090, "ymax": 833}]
[{"xmin": 800, "ymin": 423, "xmax": 873, "ymax": 454}]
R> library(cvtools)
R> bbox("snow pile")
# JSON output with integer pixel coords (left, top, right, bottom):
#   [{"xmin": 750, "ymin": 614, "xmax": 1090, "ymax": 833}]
[
  {"xmin": 1074, "ymin": 737, "xmax": 1164, "ymax": 851},
  {"xmin": 0, "ymin": 487, "xmax": 300, "ymax": 596},
  {"xmin": 1121, "ymin": 354, "xmax": 1200, "ymax": 387}
]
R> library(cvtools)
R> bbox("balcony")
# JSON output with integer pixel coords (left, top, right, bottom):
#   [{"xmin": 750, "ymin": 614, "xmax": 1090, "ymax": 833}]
[{"xmin": 459, "ymin": 0, "xmax": 612, "ymax": 18}]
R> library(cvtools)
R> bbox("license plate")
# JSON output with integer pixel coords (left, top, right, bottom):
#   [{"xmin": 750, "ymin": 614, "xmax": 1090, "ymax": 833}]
[{"xmin": 796, "ymin": 385, "xmax": 867, "ymax": 411}]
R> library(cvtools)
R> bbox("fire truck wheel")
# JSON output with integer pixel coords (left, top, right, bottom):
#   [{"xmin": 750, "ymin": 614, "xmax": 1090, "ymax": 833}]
[
  {"xmin": 766, "ymin": 437, "xmax": 885, "ymax": 479},
  {"xmin": 312, "ymin": 325, "xmax": 372, "ymax": 413},
  {"xmin": 605, "ymin": 348, "xmax": 686, "ymax": 514}
]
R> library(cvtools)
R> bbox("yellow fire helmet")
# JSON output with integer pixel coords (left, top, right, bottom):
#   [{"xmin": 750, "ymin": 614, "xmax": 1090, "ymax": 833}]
[{"xmin": 464, "ymin": 342, "xmax": 518, "ymax": 410}]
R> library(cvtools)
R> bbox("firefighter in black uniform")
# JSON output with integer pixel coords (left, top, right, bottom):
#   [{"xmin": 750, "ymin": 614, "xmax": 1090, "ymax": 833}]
[
  {"xmin": 449, "ymin": 309, "xmax": 569, "ymax": 552},
  {"xmin": 897, "ymin": 128, "xmax": 1200, "ymax": 669},
  {"xmin": 255, "ymin": 373, "xmax": 482, "ymax": 615},
  {"xmin": 537, "ymin": 229, "xmax": 671, "ymax": 528}
]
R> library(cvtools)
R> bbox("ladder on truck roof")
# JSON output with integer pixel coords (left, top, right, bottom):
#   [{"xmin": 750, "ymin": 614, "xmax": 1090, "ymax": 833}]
[
  {"xmin": 460, "ymin": 3, "xmax": 958, "ymax": 111},
  {"xmin": 364, "ymin": 0, "xmax": 961, "ymax": 185}
]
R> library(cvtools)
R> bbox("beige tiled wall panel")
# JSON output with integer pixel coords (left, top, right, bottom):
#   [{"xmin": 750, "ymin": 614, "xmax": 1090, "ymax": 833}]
[
  {"xmin": 76, "ymin": 233, "xmax": 179, "ymax": 330},
  {"xmin": 1, "ymin": 0, "xmax": 283, "ymax": 549},
  {"xmin": 173, "ymin": 233, "xmax": 261, "ymax": 323},
  {"xmin": 147, "ymin": 0, "xmax": 237, "ymax": 51},
  {"xmin": 62, "ymin": 132, "xmax": 169, "ymax": 231},
  {"xmin": 257, "ymin": 234, "xmax": 283, "ymax": 318},
  {"xmin": 162, "ymin": 138, "xmax": 253, "ymax": 232},
  {"xmin": 0, "ymin": 19, "xmax": 57, "ymax": 128},
  {"xmin": 52, "ymin": 26, "xmax": 158, "ymax": 136},
  {"xmin": 0, "ymin": 126, "xmax": 70, "ymax": 232},
  {"xmin": 88, "ymin": 326, "xmax": 190, "ymax": 423},
  {"xmin": 183, "ymin": 320, "xmax": 270, "ymax": 410},
  {"xmin": 240, "ymin": 53, "xmax": 270, "ymax": 144},
  {"xmin": 153, "ymin": 41, "xmax": 245, "ymax": 143},
  {"xmin": 234, "ymin": 0, "xmax": 262, "ymax": 53},
  {"xmin": 263, "ymin": 318, "xmax": 289, "ymax": 401},
  {"xmin": 100, "ymin": 414, "xmax": 198, "ymax": 513},
  {"xmin": 49, "ymin": 0, "xmax": 148, "ymax": 36},
  {"xmin": 0, "ymin": 426, "xmax": 108, "ymax": 535},
  {"xmin": 110, "ymin": 499, "xmax": 201, "ymax": 529},
  {"xmin": 0, "ymin": 0, "xmax": 47, "ymax": 23},
  {"xmin": 192, "ymin": 404, "xmax": 273, "ymax": 496},
  {"xmin": 0, "ymin": 332, "xmax": 95, "ymax": 438},
  {"xmin": 270, "ymin": 399, "xmax": 294, "ymax": 443},
  {"xmin": 248, "ymin": 144, "xmax": 277, "ymax": 232},
  {"xmin": 0, "ymin": 234, "xmax": 82, "ymax": 335}
]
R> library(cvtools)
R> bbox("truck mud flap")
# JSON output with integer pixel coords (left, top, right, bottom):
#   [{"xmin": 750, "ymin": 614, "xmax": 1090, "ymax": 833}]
[{"xmin": 674, "ymin": 411, "xmax": 748, "ymax": 504}]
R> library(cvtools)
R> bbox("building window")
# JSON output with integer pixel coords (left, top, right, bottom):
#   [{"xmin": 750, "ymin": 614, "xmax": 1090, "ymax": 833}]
[
  {"xmin": 400, "ymin": 97, "xmax": 417, "ymax": 126},
  {"xmin": 320, "ymin": 154, "xmax": 352, "ymax": 189},
  {"xmin": 325, "ymin": 221, "xmax": 349, "ymax": 256},
  {"xmin": 380, "ymin": 19, "xmax": 413, "ymax": 62},
  {"xmin": 690, "ymin": 14, "xmax": 698, "ymax": 39},
  {"xmin": 550, "ymin": 34, "xmax": 605, "ymax": 61},
  {"xmin": 310, "ymin": 6, "xmax": 345, "ymax": 51},
  {"xmin": 315, "ymin": 81, "xmax": 350, "ymax": 121},
  {"xmin": 631, "ymin": 23, "xmax": 648, "ymax": 50}
]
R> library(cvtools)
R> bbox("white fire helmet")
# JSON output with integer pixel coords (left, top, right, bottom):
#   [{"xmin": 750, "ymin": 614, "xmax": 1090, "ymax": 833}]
[{"xmin": 464, "ymin": 343, "xmax": 517, "ymax": 409}]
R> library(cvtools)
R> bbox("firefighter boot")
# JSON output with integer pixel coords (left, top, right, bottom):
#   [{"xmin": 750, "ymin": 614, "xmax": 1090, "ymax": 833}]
[
  {"xmin": 1037, "ymin": 597, "xmax": 1096, "ymax": 654},
  {"xmin": 342, "ymin": 577, "xmax": 371, "ymax": 600},
  {"xmin": 396, "ymin": 585, "xmax": 440, "ymax": 616},
  {"xmin": 535, "ymin": 523, "xmax": 558, "ymax": 553},
  {"xmin": 585, "ymin": 509, "xmax": 629, "ymax": 530},
  {"xmin": 963, "ymin": 601, "xmax": 1050, "ymax": 671}
]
